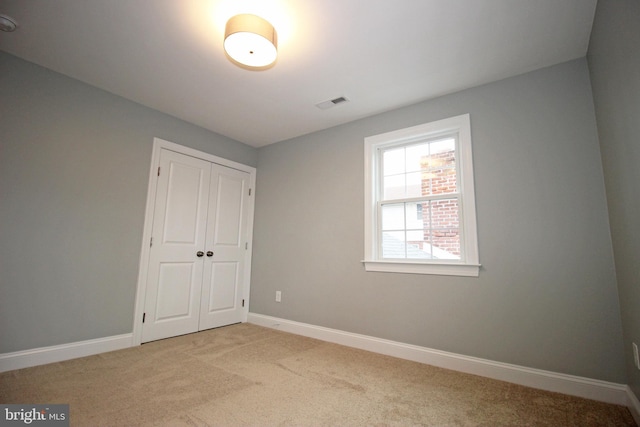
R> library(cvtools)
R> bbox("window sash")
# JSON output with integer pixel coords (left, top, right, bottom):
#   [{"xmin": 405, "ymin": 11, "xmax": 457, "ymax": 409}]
[
  {"xmin": 376, "ymin": 193, "xmax": 464, "ymax": 262},
  {"xmin": 378, "ymin": 135, "xmax": 460, "ymax": 202}
]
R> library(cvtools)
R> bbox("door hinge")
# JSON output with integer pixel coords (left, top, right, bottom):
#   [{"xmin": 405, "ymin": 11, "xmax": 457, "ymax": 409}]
[
  {"xmin": 143, "ymin": 312, "xmax": 146, "ymax": 323},
  {"xmin": 248, "ymin": 188, "xmax": 252, "ymax": 196},
  {"xmin": 150, "ymin": 237, "xmax": 153, "ymax": 247},
  {"xmin": 242, "ymin": 299, "xmax": 245, "ymax": 307},
  {"xmin": 157, "ymin": 166, "xmax": 161, "ymax": 176},
  {"xmin": 245, "ymin": 242, "xmax": 248, "ymax": 250}
]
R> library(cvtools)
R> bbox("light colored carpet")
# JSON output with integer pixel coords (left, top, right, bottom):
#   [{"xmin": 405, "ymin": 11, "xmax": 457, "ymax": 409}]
[{"xmin": 0, "ymin": 323, "xmax": 635, "ymax": 426}]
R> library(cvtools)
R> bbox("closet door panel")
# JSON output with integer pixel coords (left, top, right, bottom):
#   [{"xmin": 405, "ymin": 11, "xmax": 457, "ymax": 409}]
[
  {"xmin": 199, "ymin": 165, "xmax": 249, "ymax": 330},
  {"xmin": 142, "ymin": 149, "xmax": 211, "ymax": 343}
]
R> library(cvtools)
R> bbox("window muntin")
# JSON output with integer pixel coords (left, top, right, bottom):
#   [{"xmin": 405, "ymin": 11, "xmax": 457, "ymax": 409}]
[{"xmin": 363, "ymin": 114, "xmax": 479, "ymax": 276}]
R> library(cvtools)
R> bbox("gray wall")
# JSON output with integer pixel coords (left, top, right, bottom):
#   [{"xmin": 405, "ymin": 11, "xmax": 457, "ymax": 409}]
[
  {"xmin": 0, "ymin": 52, "xmax": 257, "ymax": 353},
  {"xmin": 251, "ymin": 58, "xmax": 626, "ymax": 383},
  {"xmin": 0, "ymin": 42, "xmax": 630, "ymax": 387},
  {"xmin": 588, "ymin": 0, "xmax": 640, "ymax": 395}
]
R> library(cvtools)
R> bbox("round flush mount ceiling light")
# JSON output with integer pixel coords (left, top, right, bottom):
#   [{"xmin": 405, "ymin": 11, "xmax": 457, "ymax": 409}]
[
  {"xmin": 224, "ymin": 14, "xmax": 277, "ymax": 70},
  {"xmin": 0, "ymin": 14, "xmax": 18, "ymax": 32}
]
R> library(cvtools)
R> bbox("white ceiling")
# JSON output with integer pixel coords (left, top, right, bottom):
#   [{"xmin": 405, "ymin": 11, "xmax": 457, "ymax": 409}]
[{"xmin": 0, "ymin": 0, "xmax": 597, "ymax": 148}]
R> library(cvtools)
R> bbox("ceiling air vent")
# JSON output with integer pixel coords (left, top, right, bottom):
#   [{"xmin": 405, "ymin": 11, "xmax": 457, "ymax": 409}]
[{"xmin": 316, "ymin": 96, "xmax": 349, "ymax": 110}]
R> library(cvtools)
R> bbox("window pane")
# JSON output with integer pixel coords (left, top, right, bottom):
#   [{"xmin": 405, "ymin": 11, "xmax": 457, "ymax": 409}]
[
  {"xmin": 405, "ymin": 143, "xmax": 430, "ymax": 172},
  {"xmin": 430, "ymin": 137, "xmax": 455, "ymax": 155},
  {"xmin": 383, "ymin": 174, "xmax": 405, "ymax": 200},
  {"xmin": 382, "ymin": 231, "xmax": 406, "ymax": 258},
  {"xmin": 405, "ymin": 171, "xmax": 422, "ymax": 198},
  {"xmin": 406, "ymin": 230, "xmax": 432, "ymax": 259},
  {"xmin": 381, "ymin": 203, "xmax": 405, "ymax": 231},
  {"xmin": 430, "ymin": 167, "xmax": 457, "ymax": 195},
  {"xmin": 431, "ymin": 229, "xmax": 461, "ymax": 260},
  {"xmin": 383, "ymin": 147, "xmax": 405, "ymax": 176},
  {"xmin": 405, "ymin": 201, "xmax": 428, "ymax": 230},
  {"xmin": 430, "ymin": 198, "xmax": 459, "ymax": 229}
]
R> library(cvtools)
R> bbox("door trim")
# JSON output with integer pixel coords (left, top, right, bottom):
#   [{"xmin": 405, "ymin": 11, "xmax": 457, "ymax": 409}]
[{"xmin": 132, "ymin": 138, "xmax": 256, "ymax": 346}]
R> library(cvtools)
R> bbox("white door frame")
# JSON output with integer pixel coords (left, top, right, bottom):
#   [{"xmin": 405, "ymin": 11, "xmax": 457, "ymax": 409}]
[{"xmin": 131, "ymin": 137, "xmax": 256, "ymax": 346}]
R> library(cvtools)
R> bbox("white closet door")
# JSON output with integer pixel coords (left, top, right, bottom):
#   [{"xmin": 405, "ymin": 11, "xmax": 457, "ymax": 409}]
[
  {"xmin": 142, "ymin": 149, "xmax": 211, "ymax": 343},
  {"xmin": 199, "ymin": 164, "xmax": 250, "ymax": 330}
]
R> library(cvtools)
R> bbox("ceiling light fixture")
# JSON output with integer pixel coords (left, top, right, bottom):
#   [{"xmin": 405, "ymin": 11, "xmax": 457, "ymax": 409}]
[
  {"xmin": 0, "ymin": 14, "xmax": 18, "ymax": 32},
  {"xmin": 224, "ymin": 14, "xmax": 278, "ymax": 70}
]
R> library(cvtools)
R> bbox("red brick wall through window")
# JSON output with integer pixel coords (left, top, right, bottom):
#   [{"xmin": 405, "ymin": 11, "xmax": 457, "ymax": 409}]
[{"xmin": 417, "ymin": 150, "xmax": 460, "ymax": 256}]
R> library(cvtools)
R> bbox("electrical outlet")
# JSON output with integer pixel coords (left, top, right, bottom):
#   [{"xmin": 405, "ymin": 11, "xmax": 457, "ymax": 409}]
[
  {"xmin": 275, "ymin": 291, "xmax": 282, "ymax": 302},
  {"xmin": 633, "ymin": 343, "xmax": 639, "ymax": 370}
]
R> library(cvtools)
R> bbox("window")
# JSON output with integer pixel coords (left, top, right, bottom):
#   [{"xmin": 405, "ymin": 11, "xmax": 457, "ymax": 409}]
[{"xmin": 363, "ymin": 114, "xmax": 480, "ymax": 276}]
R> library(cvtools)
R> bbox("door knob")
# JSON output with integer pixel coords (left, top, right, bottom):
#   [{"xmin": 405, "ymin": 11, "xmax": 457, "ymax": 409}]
[
  {"xmin": 196, "ymin": 251, "xmax": 204, "ymax": 257},
  {"xmin": 206, "ymin": 251, "xmax": 214, "ymax": 257}
]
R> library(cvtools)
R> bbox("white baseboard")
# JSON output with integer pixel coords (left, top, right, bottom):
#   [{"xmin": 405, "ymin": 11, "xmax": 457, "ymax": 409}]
[
  {"xmin": 3, "ymin": 317, "xmax": 636, "ymax": 419},
  {"xmin": 627, "ymin": 386, "xmax": 640, "ymax": 425},
  {"xmin": 0, "ymin": 334, "xmax": 134, "ymax": 373},
  {"xmin": 248, "ymin": 313, "xmax": 629, "ymax": 407}
]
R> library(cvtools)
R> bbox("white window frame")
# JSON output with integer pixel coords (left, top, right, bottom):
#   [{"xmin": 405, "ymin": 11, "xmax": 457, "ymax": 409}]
[{"xmin": 363, "ymin": 114, "xmax": 480, "ymax": 277}]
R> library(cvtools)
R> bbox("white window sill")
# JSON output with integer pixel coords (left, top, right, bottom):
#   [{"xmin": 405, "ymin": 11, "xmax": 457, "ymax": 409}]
[{"xmin": 362, "ymin": 260, "xmax": 480, "ymax": 277}]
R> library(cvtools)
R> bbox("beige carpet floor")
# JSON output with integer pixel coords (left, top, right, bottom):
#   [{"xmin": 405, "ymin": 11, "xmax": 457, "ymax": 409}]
[{"xmin": 0, "ymin": 323, "xmax": 636, "ymax": 426}]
